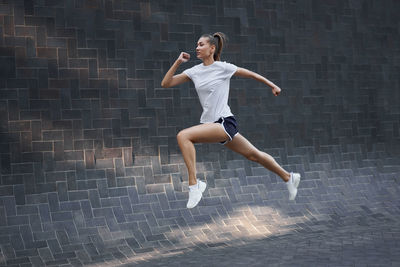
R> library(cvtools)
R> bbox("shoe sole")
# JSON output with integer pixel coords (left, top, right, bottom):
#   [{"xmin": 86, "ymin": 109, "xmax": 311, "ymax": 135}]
[
  {"xmin": 289, "ymin": 188, "xmax": 297, "ymax": 201},
  {"xmin": 289, "ymin": 174, "xmax": 301, "ymax": 201},
  {"xmin": 187, "ymin": 200, "xmax": 200, "ymax": 209},
  {"xmin": 294, "ymin": 174, "xmax": 301, "ymax": 188},
  {"xmin": 199, "ymin": 181, "xmax": 207, "ymax": 193}
]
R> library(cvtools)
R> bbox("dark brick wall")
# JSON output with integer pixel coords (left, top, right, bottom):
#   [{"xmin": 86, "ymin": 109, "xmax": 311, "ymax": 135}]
[
  {"xmin": 0, "ymin": 0, "xmax": 399, "ymax": 265},
  {"xmin": 1, "ymin": 0, "xmax": 399, "ymax": 185}
]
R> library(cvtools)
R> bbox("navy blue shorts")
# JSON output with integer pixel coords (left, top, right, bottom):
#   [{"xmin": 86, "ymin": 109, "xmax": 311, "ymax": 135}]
[{"xmin": 214, "ymin": 116, "xmax": 239, "ymax": 144}]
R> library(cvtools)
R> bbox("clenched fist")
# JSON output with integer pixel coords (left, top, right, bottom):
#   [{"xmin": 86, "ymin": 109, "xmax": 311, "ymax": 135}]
[
  {"xmin": 177, "ymin": 52, "xmax": 190, "ymax": 63},
  {"xmin": 272, "ymin": 86, "xmax": 281, "ymax": 96}
]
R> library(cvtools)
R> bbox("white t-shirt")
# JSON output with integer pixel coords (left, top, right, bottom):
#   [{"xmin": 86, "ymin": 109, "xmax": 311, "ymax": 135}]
[{"xmin": 183, "ymin": 61, "xmax": 238, "ymax": 123}]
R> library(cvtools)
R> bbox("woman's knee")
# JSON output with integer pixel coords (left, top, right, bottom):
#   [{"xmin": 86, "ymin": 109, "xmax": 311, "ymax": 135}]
[
  {"xmin": 245, "ymin": 150, "xmax": 262, "ymax": 162},
  {"xmin": 177, "ymin": 129, "xmax": 190, "ymax": 143}
]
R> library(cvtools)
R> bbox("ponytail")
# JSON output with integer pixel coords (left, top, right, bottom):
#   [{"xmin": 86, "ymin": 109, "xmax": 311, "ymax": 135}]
[
  {"xmin": 213, "ymin": 32, "xmax": 226, "ymax": 61},
  {"xmin": 201, "ymin": 32, "xmax": 227, "ymax": 61}
]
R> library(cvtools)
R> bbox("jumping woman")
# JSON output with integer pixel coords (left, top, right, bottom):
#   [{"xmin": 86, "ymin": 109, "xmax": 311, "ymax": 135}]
[{"xmin": 161, "ymin": 32, "xmax": 301, "ymax": 208}]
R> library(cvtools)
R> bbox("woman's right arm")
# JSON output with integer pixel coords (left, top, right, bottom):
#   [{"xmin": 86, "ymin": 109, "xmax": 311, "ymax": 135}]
[
  {"xmin": 234, "ymin": 67, "xmax": 281, "ymax": 96},
  {"xmin": 161, "ymin": 52, "xmax": 191, "ymax": 88}
]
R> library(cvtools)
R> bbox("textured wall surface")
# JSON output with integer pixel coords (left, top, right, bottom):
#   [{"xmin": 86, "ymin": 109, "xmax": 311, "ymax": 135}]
[{"xmin": 0, "ymin": 0, "xmax": 399, "ymax": 266}]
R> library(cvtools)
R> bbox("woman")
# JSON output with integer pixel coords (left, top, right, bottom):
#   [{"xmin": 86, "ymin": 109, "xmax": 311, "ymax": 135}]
[{"xmin": 161, "ymin": 32, "xmax": 301, "ymax": 209}]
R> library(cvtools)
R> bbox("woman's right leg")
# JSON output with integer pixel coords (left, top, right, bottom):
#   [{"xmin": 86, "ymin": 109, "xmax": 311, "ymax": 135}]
[
  {"xmin": 177, "ymin": 123, "xmax": 229, "ymax": 185},
  {"xmin": 224, "ymin": 133, "xmax": 290, "ymax": 182},
  {"xmin": 224, "ymin": 133, "xmax": 301, "ymax": 200}
]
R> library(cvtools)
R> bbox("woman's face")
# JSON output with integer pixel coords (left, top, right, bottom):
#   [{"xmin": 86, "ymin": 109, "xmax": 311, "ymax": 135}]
[{"xmin": 196, "ymin": 37, "xmax": 215, "ymax": 60}]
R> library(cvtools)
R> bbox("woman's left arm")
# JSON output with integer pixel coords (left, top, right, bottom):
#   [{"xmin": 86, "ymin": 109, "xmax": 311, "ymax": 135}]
[{"xmin": 234, "ymin": 67, "xmax": 281, "ymax": 96}]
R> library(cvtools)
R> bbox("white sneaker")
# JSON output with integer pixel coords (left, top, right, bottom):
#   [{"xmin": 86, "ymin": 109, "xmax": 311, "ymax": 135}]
[
  {"xmin": 287, "ymin": 173, "xmax": 301, "ymax": 200},
  {"xmin": 186, "ymin": 180, "xmax": 207, "ymax": 209}
]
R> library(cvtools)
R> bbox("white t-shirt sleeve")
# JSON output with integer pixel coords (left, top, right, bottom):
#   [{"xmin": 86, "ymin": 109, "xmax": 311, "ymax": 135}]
[
  {"xmin": 224, "ymin": 62, "xmax": 238, "ymax": 78},
  {"xmin": 183, "ymin": 66, "xmax": 195, "ymax": 80}
]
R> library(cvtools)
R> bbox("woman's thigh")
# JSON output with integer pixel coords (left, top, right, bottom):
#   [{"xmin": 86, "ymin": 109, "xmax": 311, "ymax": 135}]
[
  {"xmin": 224, "ymin": 133, "xmax": 259, "ymax": 159},
  {"xmin": 178, "ymin": 123, "xmax": 229, "ymax": 144}
]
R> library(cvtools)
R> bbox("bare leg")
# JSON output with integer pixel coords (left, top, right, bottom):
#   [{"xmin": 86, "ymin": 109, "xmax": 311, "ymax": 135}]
[
  {"xmin": 224, "ymin": 134, "xmax": 290, "ymax": 182},
  {"xmin": 177, "ymin": 123, "xmax": 229, "ymax": 185}
]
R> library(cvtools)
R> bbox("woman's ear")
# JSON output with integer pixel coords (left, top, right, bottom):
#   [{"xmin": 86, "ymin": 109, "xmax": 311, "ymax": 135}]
[{"xmin": 210, "ymin": 45, "xmax": 216, "ymax": 54}]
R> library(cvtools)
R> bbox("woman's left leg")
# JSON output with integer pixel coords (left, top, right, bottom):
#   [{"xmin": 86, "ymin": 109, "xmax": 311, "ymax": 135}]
[
  {"xmin": 177, "ymin": 123, "xmax": 229, "ymax": 186},
  {"xmin": 224, "ymin": 133, "xmax": 290, "ymax": 182}
]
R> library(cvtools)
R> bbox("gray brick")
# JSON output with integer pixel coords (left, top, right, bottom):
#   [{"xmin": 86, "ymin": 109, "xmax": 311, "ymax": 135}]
[
  {"xmin": 3, "ymin": 196, "xmax": 16, "ymax": 216},
  {"xmin": 29, "ymin": 256, "xmax": 45, "ymax": 267},
  {"xmin": 47, "ymin": 192, "xmax": 60, "ymax": 212},
  {"xmin": 120, "ymin": 196, "xmax": 132, "ymax": 214},
  {"xmin": 131, "ymin": 204, "xmax": 151, "ymax": 213},
  {"xmin": 97, "ymin": 179, "xmax": 109, "ymax": 198},
  {"xmin": 127, "ymin": 187, "xmax": 139, "ymax": 204},
  {"xmin": 125, "ymin": 167, "xmax": 144, "ymax": 177},
  {"xmin": 68, "ymin": 191, "xmax": 89, "ymax": 201},
  {"xmin": 150, "ymin": 202, "xmax": 164, "ymax": 219},
  {"xmin": 74, "ymin": 179, "xmax": 96, "ymax": 191},
  {"xmin": 6, "ymin": 257, "xmax": 31, "ymax": 265},
  {"xmin": 37, "ymin": 247, "xmax": 53, "ymax": 262},
  {"xmin": 88, "ymin": 189, "xmax": 101, "ymax": 208},
  {"xmin": 7, "ymin": 215, "xmax": 29, "ymax": 226},
  {"xmin": 100, "ymin": 197, "xmax": 120, "ymax": 208},
  {"xmin": 33, "ymin": 231, "xmax": 55, "ymax": 241},
  {"xmin": 162, "ymin": 209, "xmax": 181, "ymax": 218},
  {"xmin": 47, "ymin": 239, "xmax": 62, "ymax": 254},
  {"xmin": 17, "ymin": 205, "xmax": 38, "ymax": 215},
  {"xmin": 125, "ymin": 237, "xmax": 140, "ymax": 249},
  {"xmin": 116, "ymin": 177, "xmax": 135, "ymax": 187},
  {"xmin": 10, "ymin": 234, "xmax": 24, "ymax": 250},
  {"xmin": 55, "ymin": 230, "xmax": 70, "ymax": 246},
  {"xmin": 146, "ymin": 184, "xmax": 164, "ymax": 194},
  {"xmin": 56, "ymin": 181, "xmax": 68, "ymax": 201},
  {"xmin": 51, "ymin": 211, "xmax": 72, "ymax": 222},
  {"xmin": 80, "ymin": 200, "xmax": 93, "ymax": 219},
  {"xmin": 168, "ymin": 200, "xmax": 186, "ymax": 210},
  {"xmin": 0, "ymin": 207, "xmax": 6, "ymax": 226},
  {"xmin": 203, "ymin": 197, "xmax": 222, "ymax": 206},
  {"xmin": 157, "ymin": 194, "xmax": 170, "ymax": 210},
  {"xmin": 105, "ymin": 217, "xmax": 120, "ymax": 232},
  {"xmin": 193, "ymin": 214, "xmax": 212, "ymax": 223},
  {"xmin": 135, "ymin": 177, "xmax": 146, "ymax": 194},
  {"xmin": 59, "ymin": 201, "xmax": 81, "ymax": 211},
  {"xmin": 86, "ymin": 170, "xmax": 105, "ymax": 180},
  {"xmin": 146, "ymin": 234, "xmax": 166, "ymax": 242},
  {"xmin": 143, "ymin": 166, "xmax": 154, "ymax": 184},
  {"xmin": 108, "ymin": 187, "xmax": 128, "ymax": 197},
  {"xmin": 66, "ymin": 172, "xmax": 77, "ymax": 191},
  {"xmin": 165, "ymin": 184, "xmax": 177, "ymax": 201},
  {"xmin": 112, "ymin": 207, "xmax": 126, "ymax": 223}
]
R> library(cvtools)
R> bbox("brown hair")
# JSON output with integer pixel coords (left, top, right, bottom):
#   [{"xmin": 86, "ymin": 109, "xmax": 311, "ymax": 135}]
[{"xmin": 201, "ymin": 32, "xmax": 227, "ymax": 61}]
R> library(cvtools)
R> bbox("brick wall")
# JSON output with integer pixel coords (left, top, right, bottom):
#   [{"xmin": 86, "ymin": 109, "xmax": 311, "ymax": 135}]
[
  {"xmin": 0, "ymin": 0, "xmax": 399, "ymax": 265},
  {"xmin": 1, "ymin": 0, "xmax": 399, "ymax": 186}
]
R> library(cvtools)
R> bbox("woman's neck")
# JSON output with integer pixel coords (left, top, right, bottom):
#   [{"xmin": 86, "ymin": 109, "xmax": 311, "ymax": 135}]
[{"xmin": 202, "ymin": 57, "xmax": 215, "ymax": 66}]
